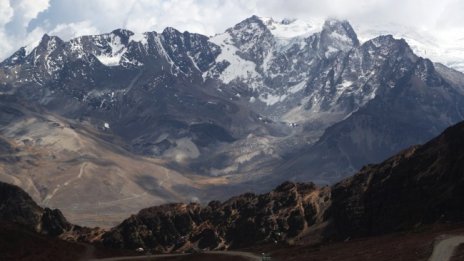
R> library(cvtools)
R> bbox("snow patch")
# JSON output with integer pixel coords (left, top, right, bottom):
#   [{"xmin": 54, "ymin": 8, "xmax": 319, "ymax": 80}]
[
  {"xmin": 154, "ymin": 34, "xmax": 176, "ymax": 71},
  {"xmin": 339, "ymin": 80, "xmax": 353, "ymax": 89},
  {"xmin": 330, "ymin": 31, "xmax": 353, "ymax": 43},
  {"xmin": 259, "ymin": 17, "xmax": 324, "ymax": 39},
  {"xmin": 96, "ymin": 55, "xmax": 123, "ymax": 66},
  {"xmin": 325, "ymin": 46, "xmax": 338, "ymax": 57},
  {"xmin": 24, "ymin": 39, "xmax": 41, "ymax": 56},
  {"xmin": 209, "ymin": 32, "xmax": 260, "ymax": 86},
  {"xmin": 95, "ymin": 35, "xmax": 127, "ymax": 66},
  {"xmin": 68, "ymin": 38, "xmax": 85, "ymax": 58},
  {"xmin": 259, "ymin": 93, "xmax": 287, "ymax": 106},
  {"xmin": 288, "ymin": 81, "xmax": 306, "ymax": 94},
  {"xmin": 129, "ymin": 32, "xmax": 148, "ymax": 46}
]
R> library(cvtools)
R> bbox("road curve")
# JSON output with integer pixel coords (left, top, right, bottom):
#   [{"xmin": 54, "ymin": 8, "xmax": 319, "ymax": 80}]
[
  {"xmin": 207, "ymin": 251, "xmax": 261, "ymax": 260},
  {"xmin": 89, "ymin": 250, "xmax": 261, "ymax": 261},
  {"xmin": 88, "ymin": 253, "xmax": 189, "ymax": 261},
  {"xmin": 429, "ymin": 235, "xmax": 464, "ymax": 261}
]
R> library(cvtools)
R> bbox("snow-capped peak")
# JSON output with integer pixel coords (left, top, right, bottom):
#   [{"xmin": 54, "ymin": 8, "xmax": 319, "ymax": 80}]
[
  {"xmin": 355, "ymin": 23, "xmax": 464, "ymax": 73},
  {"xmin": 257, "ymin": 16, "xmax": 324, "ymax": 39}
]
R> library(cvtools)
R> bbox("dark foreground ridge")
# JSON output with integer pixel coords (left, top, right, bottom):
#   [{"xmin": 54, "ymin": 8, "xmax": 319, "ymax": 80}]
[
  {"xmin": 101, "ymin": 182, "xmax": 331, "ymax": 252},
  {"xmin": 0, "ymin": 181, "xmax": 71, "ymax": 236}
]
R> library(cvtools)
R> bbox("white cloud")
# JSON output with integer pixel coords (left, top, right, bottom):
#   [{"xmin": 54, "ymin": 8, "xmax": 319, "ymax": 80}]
[
  {"xmin": 14, "ymin": 0, "xmax": 50, "ymax": 25},
  {"xmin": 0, "ymin": 0, "xmax": 49, "ymax": 59},
  {"xmin": 49, "ymin": 21, "xmax": 99, "ymax": 40},
  {"xmin": 0, "ymin": 0, "xmax": 13, "ymax": 27},
  {"xmin": 0, "ymin": 0, "xmax": 14, "ymax": 54}
]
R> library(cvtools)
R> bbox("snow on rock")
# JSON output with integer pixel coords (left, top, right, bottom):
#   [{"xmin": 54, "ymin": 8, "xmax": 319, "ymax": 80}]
[
  {"xmin": 69, "ymin": 38, "xmax": 85, "ymax": 58},
  {"xmin": 325, "ymin": 46, "xmax": 339, "ymax": 57},
  {"xmin": 288, "ymin": 81, "xmax": 306, "ymax": 94},
  {"xmin": 129, "ymin": 32, "xmax": 148, "ymax": 46},
  {"xmin": 258, "ymin": 16, "xmax": 324, "ymax": 50},
  {"xmin": 258, "ymin": 17, "xmax": 324, "ymax": 39},
  {"xmin": 355, "ymin": 24, "xmax": 464, "ymax": 73},
  {"xmin": 96, "ymin": 54, "xmax": 123, "ymax": 66},
  {"xmin": 95, "ymin": 34, "xmax": 127, "ymax": 66},
  {"xmin": 209, "ymin": 32, "xmax": 261, "ymax": 86},
  {"xmin": 330, "ymin": 31, "xmax": 353, "ymax": 44},
  {"xmin": 259, "ymin": 93, "xmax": 288, "ymax": 106},
  {"xmin": 339, "ymin": 80, "xmax": 353, "ymax": 89},
  {"xmin": 24, "ymin": 39, "xmax": 41, "ymax": 56}
]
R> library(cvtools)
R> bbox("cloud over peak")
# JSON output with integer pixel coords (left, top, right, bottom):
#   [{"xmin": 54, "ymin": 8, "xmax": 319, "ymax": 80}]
[{"xmin": 0, "ymin": 0, "xmax": 463, "ymax": 65}]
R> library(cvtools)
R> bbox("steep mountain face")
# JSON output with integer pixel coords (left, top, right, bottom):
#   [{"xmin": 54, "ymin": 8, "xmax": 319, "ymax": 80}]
[
  {"xmin": 0, "ymin": 25, "xmax": 264, "ymax": 166},
  {"xmin": 355, "ymin": 23, "xmax": 464, "ymax": 74},
  {"xmin": 100, "ymin": 121, "xmax": 464, "ymax": 252},
  {"xmin": 327, "ymin": 121, "xmax": 464, "ymax": 239},
  {"xmin": 275, "ymin": 42, "xmax": 464, "ymax": 184},
  {"xmin": 208, "ymin": 16, "xmax": 364, "ymax": 124},
  {"xmin": 1, "ymin": 16, "xmax": 464, "ymax": 226}
]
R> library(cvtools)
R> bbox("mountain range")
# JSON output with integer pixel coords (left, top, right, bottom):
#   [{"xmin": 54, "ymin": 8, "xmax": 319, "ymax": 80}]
[{"xmin": 1, "ymin": 15, "xmax": 464, "ymax": 227}]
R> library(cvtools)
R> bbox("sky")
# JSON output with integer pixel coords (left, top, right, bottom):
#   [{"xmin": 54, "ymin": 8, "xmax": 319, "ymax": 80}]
[{"xmin": 1, "ymin": 0, "xmax": 464, "ymax": 64}]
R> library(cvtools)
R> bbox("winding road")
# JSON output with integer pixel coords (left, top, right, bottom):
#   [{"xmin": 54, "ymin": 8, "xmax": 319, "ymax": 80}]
[
  {"xmin": 89, "ymin": 250, "xmax": 261, "ymax": 261},
  {"xmin": 88, "ymin": 253, "xmax": 188, "ymax": 261},
  {"xmin": 429, "ymin": 235, "xmax": 464, "ymax": 261},
  {"xmin": 85, "ymin": 234, "xmax": 464, "ymax": 261}
]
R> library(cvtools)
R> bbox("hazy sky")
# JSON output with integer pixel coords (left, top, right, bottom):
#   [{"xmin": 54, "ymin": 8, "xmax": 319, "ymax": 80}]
[{"xmin": 1, "ymin": 0, "xmax": 463, "ymax": 60}]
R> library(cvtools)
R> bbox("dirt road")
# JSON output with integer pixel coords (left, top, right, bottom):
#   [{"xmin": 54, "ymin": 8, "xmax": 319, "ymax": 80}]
[
  {"xmin": 429, "ymin": 235, "xmax": 464, "ymax": 261},
  {"xmin": 89, "ymin": 250, "xmax": 261, "ymax": 261}
]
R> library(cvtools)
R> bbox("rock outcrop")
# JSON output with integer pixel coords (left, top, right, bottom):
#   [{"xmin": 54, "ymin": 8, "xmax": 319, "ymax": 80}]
[{"xmin": 102, "ymin": 182, "xmax": 331, "ymax": 251}]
